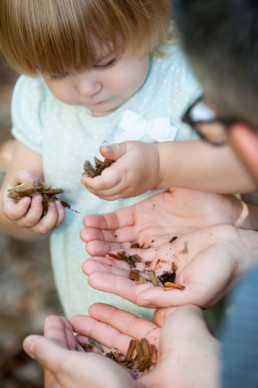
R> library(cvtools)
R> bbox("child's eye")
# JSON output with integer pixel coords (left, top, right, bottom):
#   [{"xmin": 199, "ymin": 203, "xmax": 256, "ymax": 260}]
[{"xmin": 93, "ymin": 58, "xmax": 118, "ymax": 70}]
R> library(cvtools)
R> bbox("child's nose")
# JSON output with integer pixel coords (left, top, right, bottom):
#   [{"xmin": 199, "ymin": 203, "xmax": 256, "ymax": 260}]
[{"xmin": 76, "ymin": 74, "xmax": 102, "ymax": 97}]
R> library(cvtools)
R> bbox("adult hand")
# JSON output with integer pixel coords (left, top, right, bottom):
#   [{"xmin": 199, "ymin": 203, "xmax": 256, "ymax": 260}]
[
  {"xmin": 23, "ymin": 314, "xmax": 133, "ymax": 388},
  {"xmin": 83, "ymin": 225, "xmax": 258, "ymax": 308},
  {"xmin": 23, "ymin": 304, "xmax": 220, "ymax": 388},
  {"xmin": 81, "ymin": 188, "xmax": 242, "ymax": 257}
]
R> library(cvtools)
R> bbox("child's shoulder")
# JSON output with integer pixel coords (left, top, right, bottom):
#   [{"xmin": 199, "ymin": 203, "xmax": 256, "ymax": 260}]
[{"xmin": 13, "ymin": 75, "xmax": 50, "ymax": 104}]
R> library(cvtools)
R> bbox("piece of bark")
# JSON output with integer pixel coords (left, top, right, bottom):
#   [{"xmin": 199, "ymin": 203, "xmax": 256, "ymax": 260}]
[
  {"xmin": 148, "ymin": 271, "xmax": 159, "ymax": 287},
  {"xmin": 164, "ymin": 282, "xmax": 185, "ymax": 290},
  {"xmin": 158, "ymin": 271, "xmax": 176, "ymax": 285},
  {"xmin": 7, "ymin": 181, "xmax": 45, "ymax": 200},
  {"xmin": 81, "ymin": 336, "xmax": 156, "ymax": 378},
  {"xmin": 83, "ymin": 157, "xmax": 114, "ymax": 177},
  {"xmin": 7, "ymin": 180, "xmax": 74, "ymax": 216}
]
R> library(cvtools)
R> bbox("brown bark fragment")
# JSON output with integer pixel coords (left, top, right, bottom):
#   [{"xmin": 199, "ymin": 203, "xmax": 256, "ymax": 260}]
[
  {"xmin": 148, "ymin": 271, "xmax": 159, "ymax": 287},
  {"xmin": 7, "ymin": 180, "xmax": 73, "ymax": 216},
  {"xmin": 164, "ymin": 282, "xmax": 185, "ymax": 290},
  {"xmin": 84, "ymin": 157, "xmax": 114, "ymax": 177},
  {"xmin": 126, "ymin": 340, "xmax": 136, "ymax": 361}
]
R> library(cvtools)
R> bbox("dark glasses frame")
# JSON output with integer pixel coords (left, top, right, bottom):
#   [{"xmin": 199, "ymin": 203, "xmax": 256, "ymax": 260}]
[{"xmin": 181, "ymin": 95, "xmax": 236, "ymax": 146}]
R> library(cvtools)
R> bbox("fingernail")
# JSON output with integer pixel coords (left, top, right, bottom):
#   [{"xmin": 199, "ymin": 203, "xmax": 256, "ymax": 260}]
[
  {"xmin": 101, "ymin": 145, "xmax": 112, "ymax": 152},
  {"xmin": 48, "ymin": 202, "xmax": 55, "ymax": 208},
  {"xmin": 35, "ymin": 195, "xmax": 42, "ymax": 203},
  {"xmin": 23, "ymin": 197, "xmax": 31, "ymax": 205},
  {"xmin": 55, "ymin": 200, "xmax": 61, "ymax": 208},
  {"xmin": 138, "ymin": 299, "xmax": 150, "ymax": 307},
  {"xmin": 24, "ymin": 337, "xmax": 35, "ymax": 359}
]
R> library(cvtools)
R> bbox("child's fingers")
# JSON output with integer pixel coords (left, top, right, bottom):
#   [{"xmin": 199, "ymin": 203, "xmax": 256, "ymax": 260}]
[
  {"xmin": 54, "ymin": 201, "xmax": 66, "ymax": 228},
  {"xmin": 3, "ymin": 196, "xmax": 32, "ymax": 221},
  {"xmin": 8, "ymin": 170, "xmax": 40, "ymax": 187},
  {"xmin": 100, "ymin": 143, "xmax": 127, "ymax": 161},
  {"xmin": 15, "ymin": 195, "xmax": 43, "ymax": 227},
  {"xmin": 84, "ymin": 179, "xmax": 133, "ymax": 200},
  {"xmin": 86, "ymin": 189, "xmax": 123, "ymax": 202},
  {"xmin": 31, "ymin": 202, "xmax": 61, "ymax": 234},
  {"xmin": 81, "ymin": 170, "xmax": 121, "ymax": 191}
]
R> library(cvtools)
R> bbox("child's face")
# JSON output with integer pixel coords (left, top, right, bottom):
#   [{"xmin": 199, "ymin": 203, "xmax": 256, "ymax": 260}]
[{"xmin": 43, "ymin": 48, "xmax": 149, "ymax": 117}]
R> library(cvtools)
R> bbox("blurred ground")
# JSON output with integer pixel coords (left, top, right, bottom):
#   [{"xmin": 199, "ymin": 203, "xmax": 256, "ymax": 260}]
[{"xmin": 0, "ymin": 58, "xmax": 63, "ymax": 387}]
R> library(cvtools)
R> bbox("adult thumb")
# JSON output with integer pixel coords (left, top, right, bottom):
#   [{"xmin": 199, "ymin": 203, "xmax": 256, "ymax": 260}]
[
  {"xmin": 23, "ymin": 335, "xmax": 67, "ymax": 370},
  {"xmin": 100, "ymin": 142, "xmax": 126, "ymax": 161}
]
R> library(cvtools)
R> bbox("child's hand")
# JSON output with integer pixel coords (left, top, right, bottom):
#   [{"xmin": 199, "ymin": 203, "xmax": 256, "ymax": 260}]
[
  {"xmin": 2, "ymin": 170, "xmax": 66, "ymax": 234},
  {"xmin": 81, "ymin": 141, "xmax": 161, "ymax": 200}
]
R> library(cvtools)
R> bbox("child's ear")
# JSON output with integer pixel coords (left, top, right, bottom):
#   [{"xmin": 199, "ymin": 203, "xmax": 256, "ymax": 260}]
[{"xmin": 229, "ymin": 123, "xmax": 258, "ymax": 181}]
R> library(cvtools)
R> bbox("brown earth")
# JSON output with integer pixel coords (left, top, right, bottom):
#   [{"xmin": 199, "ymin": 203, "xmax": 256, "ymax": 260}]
[{"xmin": 0, "ymin": 58, "xmax": 63, "ymax": 388}]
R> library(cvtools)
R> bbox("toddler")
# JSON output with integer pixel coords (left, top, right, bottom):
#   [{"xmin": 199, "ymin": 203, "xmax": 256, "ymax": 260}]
[{"xmin": 0, "ymin": 0, "xmax": 203, "ymax": 319}]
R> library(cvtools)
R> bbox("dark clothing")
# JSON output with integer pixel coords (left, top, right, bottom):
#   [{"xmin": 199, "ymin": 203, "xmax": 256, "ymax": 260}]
[{"xmin": 221, "ymin": 265, "xmax": 258, "ymax": 388}]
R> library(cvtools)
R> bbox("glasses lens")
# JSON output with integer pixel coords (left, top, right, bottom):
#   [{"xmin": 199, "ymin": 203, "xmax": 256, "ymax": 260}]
[{"xmin": 190, "ymin": 99, "xmax": 216, "ymax": 122}]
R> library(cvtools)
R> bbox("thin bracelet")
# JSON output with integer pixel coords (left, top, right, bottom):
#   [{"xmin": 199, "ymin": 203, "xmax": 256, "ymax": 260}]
[{"xmin": 234, "ymin": 200, "xmax": 249, "ymax": 228}]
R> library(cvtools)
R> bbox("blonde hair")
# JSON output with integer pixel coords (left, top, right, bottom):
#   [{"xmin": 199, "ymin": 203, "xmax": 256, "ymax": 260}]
[{"xmin": 0, "ymin": 0, "xmax": 171, "ymax": 76}]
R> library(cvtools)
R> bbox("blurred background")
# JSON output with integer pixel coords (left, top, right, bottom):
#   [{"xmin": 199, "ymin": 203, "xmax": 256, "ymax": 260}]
[{"xmin": 0, "ymin": 57, "xmax": 63, "ymax": 387}]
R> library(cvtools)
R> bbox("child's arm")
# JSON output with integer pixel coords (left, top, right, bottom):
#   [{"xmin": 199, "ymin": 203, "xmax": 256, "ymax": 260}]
[
  {"xmin": 0, "ymin": 140, "xmax": 65, "ymax": 241},
  {"xmin": 81, "ymin": 140, "xmax": 257, "ymax": 200}
]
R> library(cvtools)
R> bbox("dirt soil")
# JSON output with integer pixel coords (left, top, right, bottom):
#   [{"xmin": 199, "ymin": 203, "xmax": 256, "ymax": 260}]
[{"xmin": 0, "ymin": 58, "xmax": 63, "ymax": 388}]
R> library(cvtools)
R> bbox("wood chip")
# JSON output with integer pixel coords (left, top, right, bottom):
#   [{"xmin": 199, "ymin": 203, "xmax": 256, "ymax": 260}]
[
  {"xmin": 107, "ymin": 252, "xmax": 123, "ymax": 260},
  {"xmin": 148, "ymin": 271, "xmax": 159, "ymax": 287},
  {"xmin": 84, "ymin": 157, "xmax": 114, "ymax": 177},
  {"xmin": 164, "ymin": 282, "xmax": 185, "ymax": 290},
  {"xmin": 135, "ymin": 277, "xmax": 147, "ymax": 284},
  {"xmin": 180, "ymin": 241, "xmax": 188, "ymax": 254},
  {"xmin": 151, "ymin": 344, "xmax": 157, "ymax": 364},
  {"xmin": 130, "ymin": 243, "xmax": 140, "ymax": 249},
  {"xmin": 88, "ymin": 338, "xmax": 104, "ymax": 352},
  {"xmin": 78, "ymin": 342, "xmax": 93, "ymax": 351},
  {"xmin": 158, "ymin": 271, "xmax": 176, "ymax": 285},
  {"xmin": 129, "ymin": 269, "xmax": 140, "ymax": 281},
  {"xmin": 7, "ymin": 180, "xmax": 74, "ymax": 215},
  {"xmin": 125, "ymin": 339, "xmax": 136, "ymax": 361}
]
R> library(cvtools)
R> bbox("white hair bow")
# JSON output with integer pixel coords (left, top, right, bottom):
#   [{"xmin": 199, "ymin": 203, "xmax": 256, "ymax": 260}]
[{"xmin": 113, "ymin": 110, "xmax": 178, "ymax": 143}]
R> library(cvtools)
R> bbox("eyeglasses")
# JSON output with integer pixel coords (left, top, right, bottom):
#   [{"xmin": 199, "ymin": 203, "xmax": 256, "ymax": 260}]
[{"xmin": 181, "ymin": 95, "xmax": 236, "ymax": 146}]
